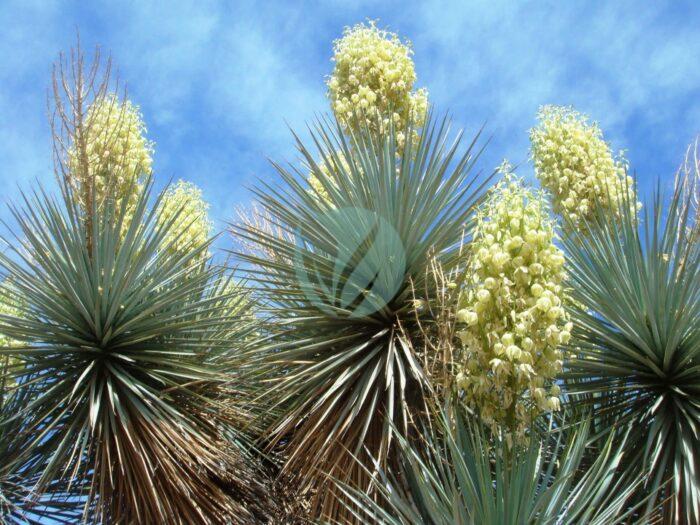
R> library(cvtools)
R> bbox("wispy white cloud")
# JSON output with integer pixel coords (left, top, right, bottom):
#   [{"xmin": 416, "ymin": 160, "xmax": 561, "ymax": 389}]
[
  {"xmin": 408, "ymin": 0, "xmax": 700, "ymax": 190},
  {"xmin": 82, "ymin": 2, "xmax": 333, "ymax": 225},
  {"xmin": 0, "ymin": 0, "xmax": 698, "ymax": 237}
]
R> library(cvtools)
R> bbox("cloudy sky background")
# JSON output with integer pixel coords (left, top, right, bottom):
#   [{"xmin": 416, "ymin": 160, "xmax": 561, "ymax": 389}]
[{"xmin": 1, "ymin": 0, "xmax": 699, "ymax": 246}]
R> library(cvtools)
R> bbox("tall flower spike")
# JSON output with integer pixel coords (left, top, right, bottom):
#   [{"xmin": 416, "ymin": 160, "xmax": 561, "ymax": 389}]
[
  {"xmin": 0, "ymin": 283, "xmax": 23, "ymax": 390},
  {"xmin": 530, "ymin": 105, "xmax": 638, "ymax": 228},
  {"xmin": 157, "ymin": 180, "xmax": 213, "ymax": 265},
  {"xmin": 455, "ymin": 166, "xmax": 569, "ymax": 441},
  {"xmin": 327, "ymin": 21, "xmax": 428, "ymax": 151},
  {"xmin": 68, "ymin": 93, "xmax": 153, "ymax": 216}
]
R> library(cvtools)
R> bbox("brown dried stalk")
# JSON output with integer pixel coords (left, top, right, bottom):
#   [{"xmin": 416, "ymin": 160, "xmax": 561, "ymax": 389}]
[
  {"xmin": 48, "ymin": 34, "xmax": 130, "ymax": 253},
  {"xmin": 234, "ymin": 203, "xmax": 296, "ymax": 262},
  {"xmin": 674, "ymin": 138, "xmax": 700, "ymax": 249}
]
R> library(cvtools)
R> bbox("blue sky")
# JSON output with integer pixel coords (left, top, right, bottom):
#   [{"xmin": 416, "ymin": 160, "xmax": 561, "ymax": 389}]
[{"xmin": 1, "ymin": 0, "xmax": 699, "ymax": 246}]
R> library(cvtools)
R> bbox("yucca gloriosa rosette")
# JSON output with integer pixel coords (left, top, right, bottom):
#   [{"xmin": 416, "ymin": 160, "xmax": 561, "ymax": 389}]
[
  {"xmin": 561, "ymin": 177, "xmax": 699, "ymax": 523},
  {"xmin": 0, "ymin": 177, "xmax": 269, "ymax": 524},
  {"xmin": 235, "ymin": 113, "xmax": 492, "ymax": 521},
  {"xmin": 1, "ymin": 360, "xmax": 87, "ymax": 523},
  {"xmin": 0, "ymin": 406, "xmax": 77, "ymax": 524}
]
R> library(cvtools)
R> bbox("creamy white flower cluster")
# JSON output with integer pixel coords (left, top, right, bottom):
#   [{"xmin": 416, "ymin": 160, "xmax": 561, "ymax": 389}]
[
  {"xmin": 0, "ymin": 284, "xmax": 23, "ymax": 387},
  {"xmin": 455, "ymin": 170, "xmax": 570, "ymax": 439},
  {"xmin": 0, "ymin": 289, "xmax": 21, "ymax": 348},
  {"xmin": 530, "ymin": 105, "xmax": 638, "ymax": 228},
  {"xmin": 69, "ymin": 93, "xmax": 153, "ymax": 214},
  {"xmin": 327, "ymin": 21, "xmax": 428, "ymax": 151},
  {"xmin": 158, "ymin": 180, "xmax": 213, "ymax": 264}
]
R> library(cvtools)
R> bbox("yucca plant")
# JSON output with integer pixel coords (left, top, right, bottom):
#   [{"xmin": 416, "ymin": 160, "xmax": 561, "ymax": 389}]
[
  {"xmin": 562, "ymin": 178, "xmax": 699, "ymax": 523},
  {"xmin": 235, "ymin": 114, "xmax": 493, "ymax": 520},
  {"xmin": 341, "ymin": 407, "xmax": 648, "ymax": 525},
  {"xmin": 0, "ymin": 178, "xmax": 268, "ymax": 524}
]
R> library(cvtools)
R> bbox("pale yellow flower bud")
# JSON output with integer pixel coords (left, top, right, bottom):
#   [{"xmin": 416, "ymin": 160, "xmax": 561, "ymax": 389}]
[
  {"xmin": 559, "ymin": 330, "xmax": 571, "ymax": 344},
  {"xmin": 506, "ymin": 345, "xmax": 522, "ymax": 361},
  {"xmin": 477, "ymin": 289, "xmax": 491, "ymax": 303},
  {"xmin": 536, "ymin": 296, "xmax": 552, "ymax": 311},
  {"xmin": 546, "ymin": 396, "xmax": 561, "ymax": 411}
]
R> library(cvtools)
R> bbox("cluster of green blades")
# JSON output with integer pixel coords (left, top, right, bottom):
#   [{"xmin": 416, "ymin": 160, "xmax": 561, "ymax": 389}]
[{"xmin": 0, "ymin": 180, "xmax": 266, "ymax": 523}]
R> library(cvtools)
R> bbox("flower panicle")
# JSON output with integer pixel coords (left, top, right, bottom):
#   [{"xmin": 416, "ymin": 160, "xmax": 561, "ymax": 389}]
[
  {"xmin": 327, "ymin": 21, "xmax": 428, "ymax": 150},
  {"xmin": 530, "ymin": 105, "xmax": 639, "ymax": 228},
  {"xmin": 455, "ymin": 169, "xmax": 570, "ymax": 441}
]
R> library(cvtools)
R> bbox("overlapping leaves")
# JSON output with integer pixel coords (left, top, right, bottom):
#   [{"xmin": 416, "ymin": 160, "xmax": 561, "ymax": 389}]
[
  {"xmin": 235, "ymin": 113, "xmax": 493, "ymax": 520},
  {"xmin": 0, "ymin": 180, "xmax": 266, "ymax": 524},
  {"xmin": 340, "ymin": 407, "xmax": 647, "ymax": 525},
  {"xmin": 0, "ymin": 361, "xmax": 86, "ymax": 524},
  {"xmin": 562, "ymin": 182, "xmax": 699, "ymax": 523}
]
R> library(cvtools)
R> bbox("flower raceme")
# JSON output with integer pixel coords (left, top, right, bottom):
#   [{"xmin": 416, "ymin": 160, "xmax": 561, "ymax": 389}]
[
  {"xmin": 0, "ymin": 287, "xmax": 21, "ymax": 350},
  {"xmin": 327, "ymin": 21, "xmax": 428, "ymax": 150},
  {"xmin": 0, "ymin": 286, "xmax": 22, "ymax": 389},
  {"xmin": 455, "ymin": 170, "xmax": 570, "ymax": 439},
  {"xmin": 530, "ymin": 105, "xmax": 638, "ymax": 228},
  {"xmin": 157, "ymin": 180, "xmax": 213, "ymax": 264},
  {"xmin": 313, "ymin": 23, "xmax": 427, "ymax": 204},
  {"xmin": 68, "ymin": 93, "xmax": 153, "ymax": 214}
]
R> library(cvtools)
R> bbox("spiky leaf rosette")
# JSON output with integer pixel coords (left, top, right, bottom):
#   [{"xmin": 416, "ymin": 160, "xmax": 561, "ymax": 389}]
[
  {"xmin": 562, "ymin": 181, "xmax": 700, "ymax": 523},
  {"xmin": 0, "ymin": 179, "xmax": 267, "ymax": 524},
  {"xmin": 341, "ymin": 408, "xmax": 648, "ymax": 525},
  {"xmin": 234, "ymin": 114, "xmax": 492, "ymax": 521}
]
